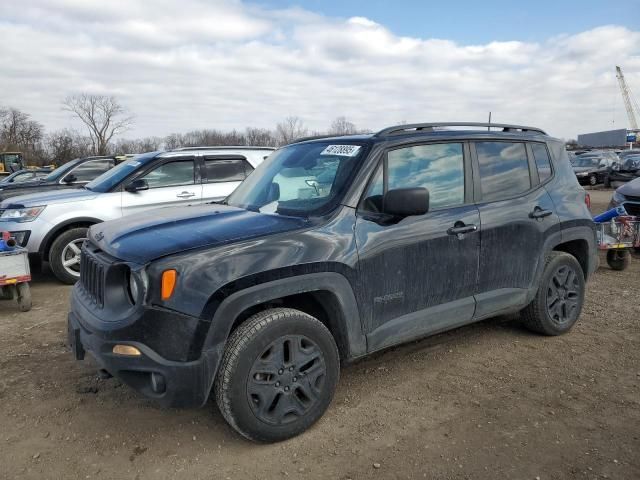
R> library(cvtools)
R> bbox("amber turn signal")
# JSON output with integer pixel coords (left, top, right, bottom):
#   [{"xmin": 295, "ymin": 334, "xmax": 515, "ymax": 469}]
[
  {"xmin": 112, "ymin": 344, "xmax": 141, "ymax": 356},
  {"xmin": 161, "ymin": 269, "xmax": 177, "ymax": 300}
]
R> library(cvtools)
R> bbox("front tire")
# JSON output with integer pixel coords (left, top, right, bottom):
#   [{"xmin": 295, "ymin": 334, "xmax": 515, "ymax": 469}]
[
  {"xmin": 49, "ymin": 227, "xmax": 88, "ymax": 284},
  {"xmin": 214, "ymin": 308, "xmax": 340, "ymax": 442},
  {"xmin": 521, "ymin": 252, "xmax": 585, "ymax": 336}
]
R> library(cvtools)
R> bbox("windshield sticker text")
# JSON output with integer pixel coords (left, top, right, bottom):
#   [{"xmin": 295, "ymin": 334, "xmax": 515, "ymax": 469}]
[{"xmin": 321, "ymin": 145, "xmax": 361, "ymax": 157}]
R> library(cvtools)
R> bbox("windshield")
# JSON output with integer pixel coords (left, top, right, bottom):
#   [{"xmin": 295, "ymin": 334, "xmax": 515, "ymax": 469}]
[
  {"xmin": 86, "ymin": 152, "xmax": 156, "ymax": 192},
  {"xmin": 226, "ymin": 141, "xmax": 367, "ymax": 217},
  {"xmin": 573, "ymin": 156, "xmax": 600, "ymax": 167},
  {"xmin": 43, "ymin": 158, "xmax": 83, "ymax": 182}
]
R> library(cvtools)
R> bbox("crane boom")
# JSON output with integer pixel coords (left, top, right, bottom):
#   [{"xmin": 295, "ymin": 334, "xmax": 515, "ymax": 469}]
[{"xmin": 616, "ymin": 66, "xmax": 639, "ymax": 130}]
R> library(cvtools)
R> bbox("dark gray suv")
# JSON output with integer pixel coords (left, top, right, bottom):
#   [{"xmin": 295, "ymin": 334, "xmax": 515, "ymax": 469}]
[{"xmin": 68, "ymin": 123, "xmax": 598, "ymax": 442}]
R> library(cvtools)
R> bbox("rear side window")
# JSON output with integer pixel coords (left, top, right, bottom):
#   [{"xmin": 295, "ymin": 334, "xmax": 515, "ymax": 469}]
[
  {"xmin": 531, "ymin": 143, "xmax": 552, "ymax": 182},
  {"xmin": 204, "ymin": 158, "xmax": 251, "ymax": 183},
  {"xmin": 476, "ymin": 142, "xmax": 531, "ymax": 202}
]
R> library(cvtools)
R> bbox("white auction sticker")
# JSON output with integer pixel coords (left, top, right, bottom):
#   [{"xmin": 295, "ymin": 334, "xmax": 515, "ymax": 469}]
[{"xmin": 320, "ymin": 145, "xmax": 361, "ymax": 157}]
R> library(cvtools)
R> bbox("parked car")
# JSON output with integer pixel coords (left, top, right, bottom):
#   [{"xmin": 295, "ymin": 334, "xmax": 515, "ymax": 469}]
[
  {"xmin": 618, "ymin": 149, "xmax": 640, "ymax": 161},
  {"xmin": 67, "ymin": 122, "xmax": 597, "ymax": 442},
  {"xmin": 0, "ymin": 147, "xmax": 273, "ymax": 283},
  {"xmin": 0, "ymin": 156, "xmax": 122, "ymax": 201},
  {"xmin": 572, "ymin": 153, "xmax": 613, "ymax": 185},
  {"xmin": 0, "ymin": 169, "xmax": 51, "ymax": 186},
  {"xmin": 609, "ymin": 176, "xmax": 640, "ymax": 216},
  {"xmin": 604, "ymin": 156, "xmax": 640, "ymax": 188}
]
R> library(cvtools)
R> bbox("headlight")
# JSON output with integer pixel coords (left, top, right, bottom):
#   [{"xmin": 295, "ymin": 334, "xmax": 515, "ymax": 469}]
[
  {"xmin": 0, "ymin": 206, "xmax": 45, "ymax": 222},
  {"xmin": 611, "ymin": 190, "xmax": 626, "ymax": 206},
  {"xmin": 127, "ymin": 269, "xmax": 147, "ymax": 304},
  {"xmin": 128, "ymin": 271, "xmax": 139, "ymax": 303}
]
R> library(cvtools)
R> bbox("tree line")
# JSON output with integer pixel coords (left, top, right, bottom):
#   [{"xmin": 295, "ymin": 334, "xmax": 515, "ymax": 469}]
[{"xmin": 0, "ymin": 94, "xmax": 366, "ymax": 167}]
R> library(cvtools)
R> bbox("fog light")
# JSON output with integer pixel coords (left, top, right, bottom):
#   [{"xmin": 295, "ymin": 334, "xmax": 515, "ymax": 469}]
[
  {"xmin": 151, "ymin": 372, "xmax": 166, "ymax": 394},
  {"xmin": 112, "ymin": 344, "xmax": 141, "ymax": 356}
]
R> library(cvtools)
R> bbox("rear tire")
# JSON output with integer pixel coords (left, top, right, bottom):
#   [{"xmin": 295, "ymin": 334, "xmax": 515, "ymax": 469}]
[
  {"xmin": 606, "ymin": 249, "xmax": 630, "ymax": 271},
  {"xmin": 214, "ymin": 308, "xmax": 340, "ymax": 442},
  {"xmin": 520, "ymin": 252, "xmax": 585, "ymax": 336},
  {"xmin": 49, "ymin": 228, "xmax": 88, "ymax": 284}
]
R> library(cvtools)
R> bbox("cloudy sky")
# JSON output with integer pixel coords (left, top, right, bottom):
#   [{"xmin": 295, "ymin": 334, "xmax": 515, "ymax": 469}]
[{"xmin": 1, "ymin": 0, "xmax": 639, "ymax": 140}]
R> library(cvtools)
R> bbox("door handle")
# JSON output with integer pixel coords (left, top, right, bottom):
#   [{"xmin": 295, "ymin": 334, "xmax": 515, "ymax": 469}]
[
  {"xmin": 529, "ymin": 207, "xmax": 553, "ymax": 219},
  {"xmin": 176, "ymin": 191, "xmax": 196, "ymax": 198},
  {"xmin": 447, "ymin": 223, "xmax": 477, "ymax": 236}
]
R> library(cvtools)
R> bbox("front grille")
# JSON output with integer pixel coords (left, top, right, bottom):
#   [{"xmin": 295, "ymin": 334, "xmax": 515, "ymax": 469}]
[
  {"xmin": 80, "ymin": 245, "xmax": 105, "ymax": 308},
  {"xmin": 623, "ymin": 202, "xmax": 640, "ymax": 216}
]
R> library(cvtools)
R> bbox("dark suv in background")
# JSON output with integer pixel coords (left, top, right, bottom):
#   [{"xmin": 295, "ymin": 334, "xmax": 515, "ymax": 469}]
[
  {"xmin": 0, "ymin": 155, "xmax": 122, "ymax": 201},
  {"xmin": 68, "ymin": 123, "xmax": 597, "ymax": 442}
]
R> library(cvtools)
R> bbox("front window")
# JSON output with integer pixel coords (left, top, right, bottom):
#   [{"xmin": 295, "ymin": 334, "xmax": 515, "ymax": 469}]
[
  {"xmin": 226, "ymin": 141, "xmax": 367, "ymax": 216},
  {"xmin": 360, "ymin": 143, "xmax": 465, "ymax": 213},
  {"xmin": 85, "ymin": 152, "xmax": 157, "ymax": 192},
  {"xmin": 43, "ymin": 158, "xmax": 84, "ymax": 182}
]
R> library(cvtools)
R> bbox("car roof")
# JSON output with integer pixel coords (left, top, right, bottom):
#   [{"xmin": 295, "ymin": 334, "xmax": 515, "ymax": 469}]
[{"xmin": 291, "ymin": 122, "xmax": 554, "ymax": 146}]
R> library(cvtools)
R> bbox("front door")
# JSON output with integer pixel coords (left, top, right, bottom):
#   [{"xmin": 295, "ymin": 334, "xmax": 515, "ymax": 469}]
[
  {"xmin": 354, "ymin": 142, "xmax": 480, "ymax": 352},
  {"xmin": 121, "ymin": 157, "xmax": 202, "ymax": 217}
]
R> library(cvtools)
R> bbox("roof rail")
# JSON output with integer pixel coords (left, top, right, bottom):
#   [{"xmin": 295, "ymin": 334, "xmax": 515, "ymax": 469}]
[
  {"xmin": 171, "ymin": 146, "xmax": 275, "ymax": 151},
  {"xmin": 289, "ymin": 134, "xmax": 342, "ymax": 144},
  {"xmin": 375, "ymin": 122, "xmax": 547, "ymax": 137}
]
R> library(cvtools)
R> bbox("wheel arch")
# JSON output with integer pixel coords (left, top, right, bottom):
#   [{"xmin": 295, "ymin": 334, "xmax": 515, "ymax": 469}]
[
  {"xmin": 39, "ymin": 217, "xmax": 102, "ymax": 260},
  {"xmin": 202, "ymin": 272, "xmax": 366, "ymax": 366}
]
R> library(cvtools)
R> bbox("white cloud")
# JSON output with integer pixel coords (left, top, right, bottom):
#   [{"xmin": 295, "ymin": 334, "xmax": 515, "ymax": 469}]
[{"xmin": 0, "ymin": 1, "xmax": 638, "ymax": 140}]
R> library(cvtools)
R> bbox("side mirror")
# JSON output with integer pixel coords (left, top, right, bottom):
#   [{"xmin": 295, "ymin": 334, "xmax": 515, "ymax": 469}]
[
  {"xmin": 125, "ymin": 179, "xmax": 149, "ymax": 192},
  {"xmin": 63, "ymin": 173, "xmax": 77, "ymax": 183},
  {"xmin": 267, "ymin": 182, "xmax": 280, "ymax": 202},
  {"xmin": 384, "ymin": 187, "xmax": 429, "ymax": 217}
]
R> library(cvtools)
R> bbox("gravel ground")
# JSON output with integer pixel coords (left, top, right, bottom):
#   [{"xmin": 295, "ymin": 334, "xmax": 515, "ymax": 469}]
[{"xmin": 1, "ymin": 188, "xmax": 638, "ymax": 480}]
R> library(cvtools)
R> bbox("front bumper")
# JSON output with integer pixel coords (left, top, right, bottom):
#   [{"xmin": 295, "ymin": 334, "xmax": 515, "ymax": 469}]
[{"xmin": 68, "ymin": 300, "xmax": 221, "ymax": 409}]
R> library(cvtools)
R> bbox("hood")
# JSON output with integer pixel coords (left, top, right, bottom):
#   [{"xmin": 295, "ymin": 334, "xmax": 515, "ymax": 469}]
[
  {"xmin": 89, "ymin": 204, "xmax": 309, "ymax": 263},
  {"xmin": 0, "ymin": 187, "xmax": 98, "ymax": 208},
  {"xmin": 618, "ymin": 177, "xmax": 640, "ymax": 197},
  {"xmin": 0, "ymin": 177, "xmax": 47, "ymax": 191}
]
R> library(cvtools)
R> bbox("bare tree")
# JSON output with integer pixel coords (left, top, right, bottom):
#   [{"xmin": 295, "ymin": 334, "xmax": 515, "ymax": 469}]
[
  {"xmin": 328, "ymin": 116, "xmax": 358, "ymax": 136},
  {"xmin": 46, "ymin": 129, "xmax": 93, "ymax": 164},
  {"xmin": 276, "ymin": 116, "xmax": 308, "ymax": 145},
  {"xmin": 0, "ymin": 107, "xmax": 43, "ymax": 150},
  {"xmin": 245, "ymin": 127, "xmax": 278, "ymax": 147},
  {"xmin": 63, "ymin": 94, "xmax": 134, "ymax": 155}
]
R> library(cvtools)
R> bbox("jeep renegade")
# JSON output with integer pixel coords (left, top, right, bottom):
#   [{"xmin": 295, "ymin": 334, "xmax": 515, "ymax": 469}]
[{"xmin": 67, "ymin": 123, "xmax": 597, "ymax": 442}]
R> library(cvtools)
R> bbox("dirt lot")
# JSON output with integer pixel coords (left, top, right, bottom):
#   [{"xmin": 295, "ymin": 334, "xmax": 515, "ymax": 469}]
[{"xmin": 1, "ymin": 189, "xmax": 638, "ymax": 480}]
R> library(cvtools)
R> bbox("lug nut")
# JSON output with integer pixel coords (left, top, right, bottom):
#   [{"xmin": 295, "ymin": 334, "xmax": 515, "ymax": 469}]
[
  {"xmin": 293, "ymin": 376, "xmax": 297, "ymax": 382},
  {"xmin": 284, "ymin": 386, "xmax": 290, "ymax": 391},
  {"xmin": 289, "ymin": 366, "xmax": 294, "ymax": 371},
  {"xmin": 275, "ymin": 381, "xmax": 281, "ymax": 387},
  {"xmin": 278, "ymin": 369, "xmax": 284, "ymax": 374}
]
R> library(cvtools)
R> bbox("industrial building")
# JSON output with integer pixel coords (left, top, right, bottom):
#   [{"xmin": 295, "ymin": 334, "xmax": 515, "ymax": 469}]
[{"xmin": 577, "ymin": 128, "xmax": 638, "ymax": 148}]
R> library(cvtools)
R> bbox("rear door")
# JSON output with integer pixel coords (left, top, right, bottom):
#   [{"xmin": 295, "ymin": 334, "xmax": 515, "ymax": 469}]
[
  {"xmin": 201, "ymin": 156, "xmax": 253, "ymax": 202},
  {"xmin": 472, "ymin": 140, "xmax": 559, "ymax": 318},
  {"xmin": 121, "ymin": 156, "xmax": 202, "ymax": 216}
]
